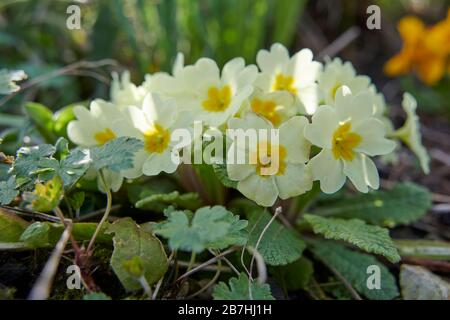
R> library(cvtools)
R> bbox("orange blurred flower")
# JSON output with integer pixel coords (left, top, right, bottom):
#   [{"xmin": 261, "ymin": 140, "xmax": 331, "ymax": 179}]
[{"xmin": 384, "ymin": 9, "xmax": 450, "ymax": 86}]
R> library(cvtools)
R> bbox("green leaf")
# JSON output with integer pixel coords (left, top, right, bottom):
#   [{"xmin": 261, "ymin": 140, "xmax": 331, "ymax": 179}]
[
  {"xmin": 24, "ymin": 102, "xmax": 56, "ymax": 143},
  {"xmin": 311, "ymin": 241, "xmax": 399, "ymax": 300},
  {"xmin": 271, "ymin": 257, "xmax": 314, "ymax": 291},
  {"xmin": 395, "ymin": 240, "xmax": 450, "ymax": 261},
  {"xmin": 135, "ymin": 191, "xmax": 202, "ymax": 212},
  {"xmin": 304, "ymin": 214, "xmax": 400, "ymax": 263},
  {"xmin": 212, "ymin": 163, "xmax": 237, "ymax": 188},
  {"xmin": 154, "ymin": 206, "xmax": 248, "ymax": 253},
  {"xmin": 58, "ymin": 148, "xmax": 90, "ymax": 188},
  {"xmin": 0, "ymin": 177, "xmax": 18, "ymax": 205},
  {"xmin": 246, "ymin": 209, "xmax": 305, "ymax": 266},
  {"xmin": 0, "ymin": 69, "xmax": 27, "ymax": 94},
  {"xmin": 90, "ymin": 137, "xmax": 143, "ymax": 172},
  {"xmin": 313, "ymin": 183, "xmax": 431, "ymax": 227},
  {"xmin": 20, "ymin": 221, "xmax": 112, "ymax": 248},
  {"xmin": 106, "ymin": 218, "xmax": 168, "ymax": 291},
  {"xmin": 400, "ymin": 265, "xmax": 450, "ymax": 300},
  {"xmin": 0, "ymin": 209, "xmax": 30, "ymax": 242},
  {"xmin": 213, "ymin": 273, "xmax": 274, "ymax": 300},
  {"xmin": 11, "ymin": 143, "xmax": 56, "ymax": 189},
  {"xmin": 82, "ymin": 292, "xmax": 112, "ymax": 300}
]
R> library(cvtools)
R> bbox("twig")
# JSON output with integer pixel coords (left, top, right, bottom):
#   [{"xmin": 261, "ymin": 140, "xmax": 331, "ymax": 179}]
[
  {"xmin": 76, "ymin": 204, "xmax": 121, "ymax": 221},
  {"xmin": 208, "ymin": 249, "xmax": 240, "ymax": 276},
  {"xmin": 317, "ymin": 26, "xmax": 361, "ymax": 60},
  {"xmin": 87, "ymin": 171, "xmax": 112, "ymax": 252},
  {"xmin": 248, "ymin": 207, "xmax": 281, "ymax": 281},
  {"xmin": 176, "ymin": 247, "xmax": 237, "ymax": 282},
  {"xmin": 327, "ymin": 264, "xmax": 362, "ymax": 300},
  {"xmin": 28, "ymin": 223, "xmax": 72, "ymax": 300},
  {"xmin": 0, "ymin": 59, "xmax": 117, "ymax": 108},
  {"xmin": 187, "ymin": 260, "xmax": 223, "ymax": 299}
]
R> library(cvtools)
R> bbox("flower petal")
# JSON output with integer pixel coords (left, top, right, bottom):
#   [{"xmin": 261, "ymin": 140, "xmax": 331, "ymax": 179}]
[
  {"xmin": 237, "ymin": 174, "xmax": 278, "ymax": 207},
  {"xmin": 308, "ymin": 149, "xmax": 346, "ymax": 194}
]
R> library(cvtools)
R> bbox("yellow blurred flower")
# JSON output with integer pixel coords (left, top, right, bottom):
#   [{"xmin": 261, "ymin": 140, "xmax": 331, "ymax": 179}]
[{"xmin": 384, "ymin": 10, "xmax": 450, "ymax": 85}]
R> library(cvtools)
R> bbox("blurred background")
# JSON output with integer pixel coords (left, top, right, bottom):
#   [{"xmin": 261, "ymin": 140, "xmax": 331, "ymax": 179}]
[{"xmin": 0, "ymin": 0, "xmax": 449, "ymax": 197}]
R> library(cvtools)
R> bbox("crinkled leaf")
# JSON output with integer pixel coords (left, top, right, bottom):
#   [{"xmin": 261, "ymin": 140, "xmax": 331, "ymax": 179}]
[
  {"xmin": 313, "ymin": 183, "xmax": 431, "ymax": 227},
  {"xmin": 135, "ymin": 191, "xmax": 202, "ymax": 212},
  {"xmin": 0, "ymin": 69, "xmax": 27, "ymax": 94},
  {"xmin": 304, "ymin": 214, "xmax": 400, "ymax": 263},
  {"xmin": 154, "ymin": 206, "xmax": 248, "ymax": 253},
  {"xmin": 246, "ymin": 209, "xmax": 305, "ymax": 266},
  {"xmin": 106, "ymin": 218, "xmax": 168, "ymax": 291},
  {"xmin": 0, "ymin": 177, "xmax": 18, "ymax": 205},
  {"xmin": 212, "ymin": 163, "xmax": 237, "ymax": 188},
  {"xmin": 311, "ymin": 241, "xmax": 399, "ymax": 300},
  {"xmin": 400, "ymin": 265, "xmax": 450, "ymax": 300},
  {"xmin": 213, "ymin": 273, "xmax": 274, "ymax": 300},
  {"xmin": 0, "ymin": 209, "xmax": 30, "ymax": 242},
  {"xmin": 90, "ymin": 137, "xmax": 143, "ymax": 172}
]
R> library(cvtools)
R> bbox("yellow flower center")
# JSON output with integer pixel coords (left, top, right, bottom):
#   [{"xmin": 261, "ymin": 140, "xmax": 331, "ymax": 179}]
[
  {"xmin": 94, "ymin": 128, "xmax": 116, "ymax": 145},
  {"xmin": 272, "ymin": 73, "xmax": 297, "ymax": 94},
  {"xmin": 251, "ymin": 98, "xmax": 281, "ymax": 126},
  {"xmin": 202, "ymin": 85, "xmax": 232, "ymax": 112},
  {"xmin": 251, "ymin": 141, "xmax": 287, "ymax": 176},
  {"xmin": 332, "ymin": 122, "xmax": 362, "ymax": 161},
  {"xmin": 144, "ymin": 124, "xmax": 170, "ymax": 153}
]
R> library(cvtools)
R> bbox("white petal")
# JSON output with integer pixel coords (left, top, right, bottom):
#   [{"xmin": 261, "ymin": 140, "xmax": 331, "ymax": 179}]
[
  {"xmin": 308, "ymin": 149, "xmax": 346, "ymax": 194},
  {"xmin": 275, "ymin": 163, "xmax": 312, "ymax": 199},
  {"xmin": 142, "ymin": 150, "xmax": 179, "ymax": 176},
  {"xmin": 343, "ymin": 154, "xmax": 379, "ymax": 193},
  {"xmin": 227, "ymin": 162, "xmax": 254, "ymax": 181},
  {"xmin": 142, "ymin": 93, "xmax": 177, "ymax": 128},
  {"xmin": 336, "ymin": 89, "xmax": 372, "ymax": 124},
  {"xmin": 237, "ymin": 174, "xmax": 278, "ymax": 207},
  {"xmin": 122, "ymin": 149, "xmax": 147, "ymax": 179},
  {"xmin": 289, "ymin": 49, "xmax": 321, "ymax": 87},
  {"xmin": 354, "ymin": 118, "xmax": 396, "ymax": 156},
  {"xmin": 222, "ymin": 57, "xmax": 245, "ymax": 84},
  {"xmin": 256, "ymin": 43, "xmax": 289, "ymax": 73},
  {"xmin": 304, "ymin": 106, "xmax": 339, "ymax": 149},
  {"xmin": 67, "ymin": 121, "xmax": 97, "ymax": 147},
  {"xmin": 279, "ymin": 116, "xmax": 310, "ymax": 163},
  {"xmin": 297, "ymin": 83, "xmax": 320, "ymax": 115}
]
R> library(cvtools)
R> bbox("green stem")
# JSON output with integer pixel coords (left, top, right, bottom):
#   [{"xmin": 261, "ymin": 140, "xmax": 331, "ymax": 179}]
[
  {"xmin": 87, "ymin": 170, "xmax": 112, "ymax": 253},
  {"xmin": 186, "ymin": 251, "xmax": 197, "ymax": 272}
]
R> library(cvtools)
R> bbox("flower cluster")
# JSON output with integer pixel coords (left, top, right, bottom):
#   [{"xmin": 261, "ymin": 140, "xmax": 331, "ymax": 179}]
[
  {"xmin": 68, "ymin": 43, "xmax": 429, "ymax": 207},
  {"xmin": 384, "ymin": 9, "xmax": 450, "ymax": 85}
]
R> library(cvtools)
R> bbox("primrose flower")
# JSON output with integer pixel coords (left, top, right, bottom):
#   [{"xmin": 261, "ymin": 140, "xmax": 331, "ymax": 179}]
[
  {"xmin": 172, "ymin": 57, "xmax": 258, "ymax": 127},
  {"xmin": 304, "ymin": 86, "xmax": 396, "ymax": 194},
  {"xmin": 384, "ymin": 11, "xmax": 450, "ymax": 85},
  {"xmin": 255, "ymin": 43, "xmax": 322, "ymax": 115},
  {"xmin": 318, "ymin": 57, "xmax": 371, "ymax": 106},
  {"xmin": 67, "ymin": 99, "xmax": 129, "ymax": 191},
  {"xmin": 392, "ymin": 93, "xmax": 430, "ymax": 174},
  {"xmin": 226, "ymin": 113, "xmax": 312, "ymax": 207},
  {"xmin": 241, "ymin": 88, "xmax": 297, "ymax": 127},
  {"xmin": 113, "ymin": 93, "xmax": 190, "ymax": 178},
  {"xmin": 110, "ymin": 71, "xmax": 147, "ymax": 109}
]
